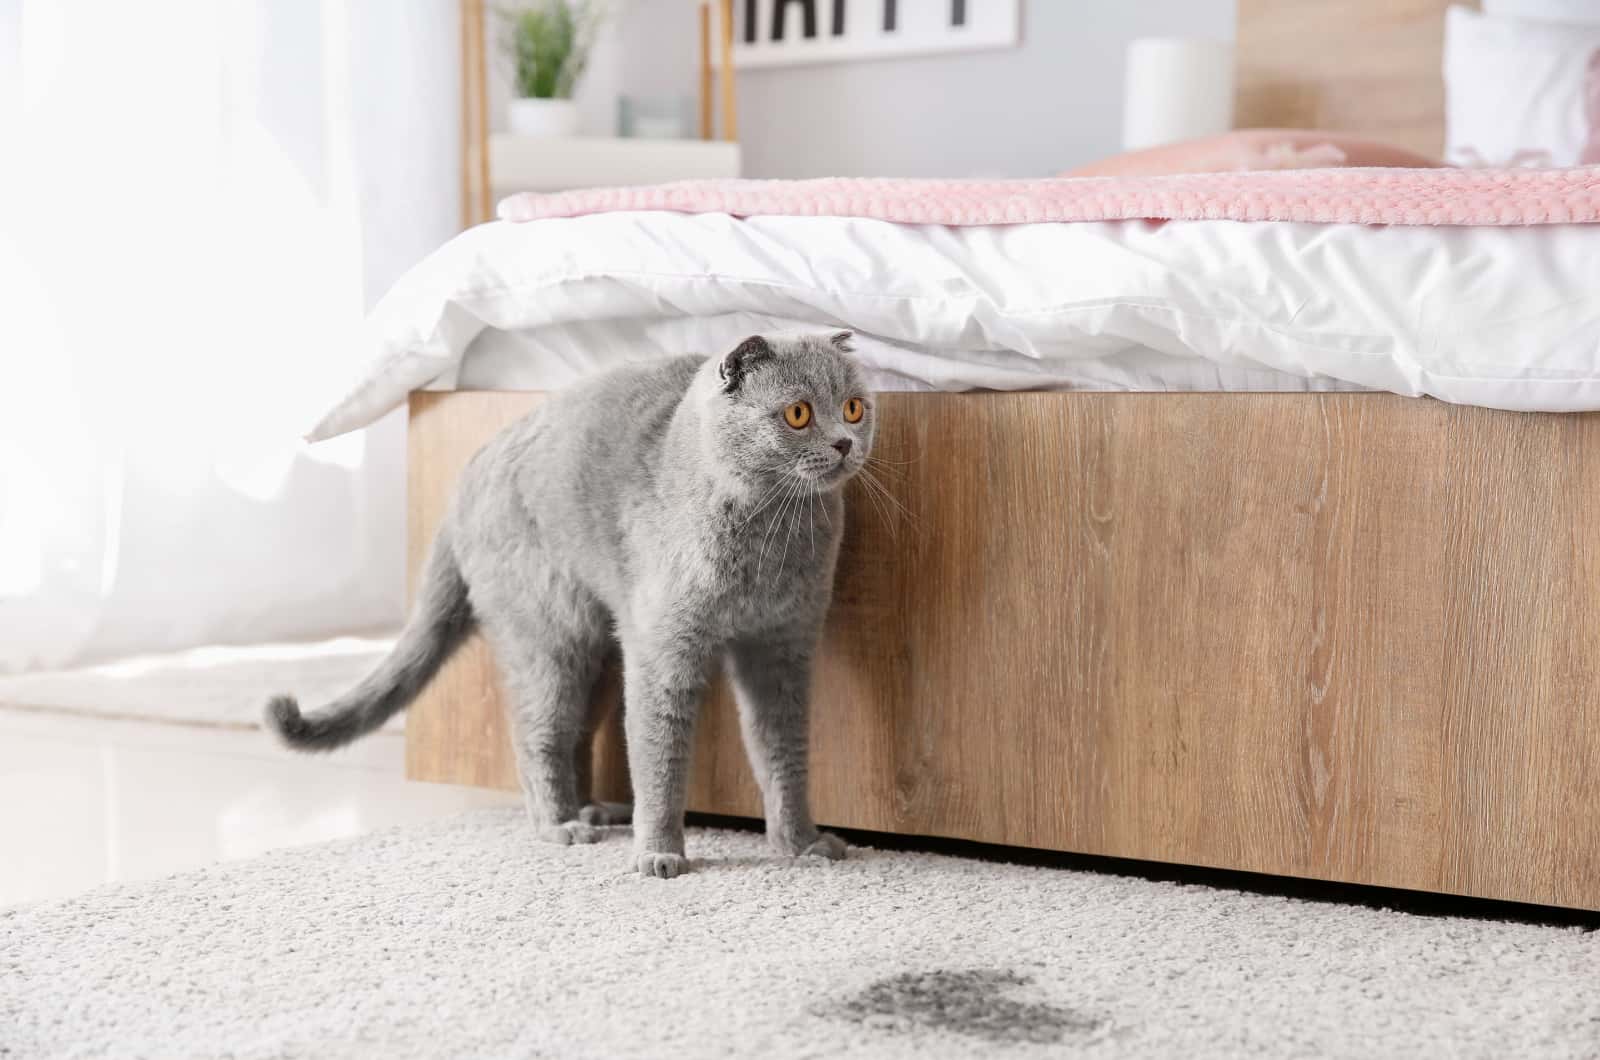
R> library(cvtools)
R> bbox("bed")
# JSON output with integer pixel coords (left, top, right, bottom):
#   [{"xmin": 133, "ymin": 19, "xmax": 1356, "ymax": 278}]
[{"xmin": 318, "ymin": 0, "xmax": 1600, "ymax": 910}]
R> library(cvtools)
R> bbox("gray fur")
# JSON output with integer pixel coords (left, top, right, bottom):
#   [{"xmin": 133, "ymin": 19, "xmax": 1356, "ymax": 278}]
[
  {"xmin": 265, "ymin": 537, "xmax": 472, "ymax": 750},
  {"xmin": 267, "ymin": 332, "xmax": 876, "ymax": 877}
]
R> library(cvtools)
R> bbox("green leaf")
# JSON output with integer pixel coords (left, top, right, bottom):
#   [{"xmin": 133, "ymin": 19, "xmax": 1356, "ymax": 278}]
[{"xmin": 497, "ymin": 0, "xmax": 609, "ymax": 100}]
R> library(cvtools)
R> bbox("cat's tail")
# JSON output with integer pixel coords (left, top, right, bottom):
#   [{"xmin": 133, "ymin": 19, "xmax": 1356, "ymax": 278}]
[{"xmin": 265, "ymin": 528, "xmax": 473, "ymax": 751}]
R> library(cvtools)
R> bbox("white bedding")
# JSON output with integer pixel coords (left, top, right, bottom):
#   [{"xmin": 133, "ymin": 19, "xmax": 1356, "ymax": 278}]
[{"xmin": 308, "ymin": 212, "xmax": 1600, "ymax": 440}]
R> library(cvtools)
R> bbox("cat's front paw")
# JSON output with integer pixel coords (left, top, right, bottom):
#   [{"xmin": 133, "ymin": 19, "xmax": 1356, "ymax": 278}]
[
  {"xmin": 635, "ymin": 851, "xmax": 691, "ymax": 879},
  {"xmin": 536, "ymin": 820, "xmax": 603, "ymax": 846}
]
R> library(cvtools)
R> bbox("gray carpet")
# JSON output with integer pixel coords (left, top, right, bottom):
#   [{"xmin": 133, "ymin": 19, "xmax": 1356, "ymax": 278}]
[
  {"xmin": 4, "ymin": 809, "xmax": 1597, "ymax": 1059},
  {"xmin": 0, "ymin": 637, "xmax": 396, "ymax": 729}
]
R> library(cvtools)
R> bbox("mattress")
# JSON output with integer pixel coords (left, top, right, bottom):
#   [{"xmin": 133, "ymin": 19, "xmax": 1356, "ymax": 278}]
[{"xmin": 309, "ymin": 201, "xmax": 1600, "ymax": 441}]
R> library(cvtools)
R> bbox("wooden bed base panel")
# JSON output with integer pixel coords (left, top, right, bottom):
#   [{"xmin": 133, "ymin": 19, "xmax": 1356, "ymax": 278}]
[{"xmin": 406, "ymin": 390, "xmax": 1600, "ymax": 911}]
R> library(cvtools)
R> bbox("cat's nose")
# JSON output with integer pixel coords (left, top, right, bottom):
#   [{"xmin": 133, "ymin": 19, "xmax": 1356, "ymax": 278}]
[{"xmin": 832, "ymin": 438, "xmax": 853, "ymax": 457}]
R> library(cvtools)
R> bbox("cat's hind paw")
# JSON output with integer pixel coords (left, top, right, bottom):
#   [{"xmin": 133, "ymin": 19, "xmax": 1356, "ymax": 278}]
[
  {"xmin": 578, "ymin": 801, "xmax": 632, "ymax": 827},
  {"xmin": 770, "ymin": 829, "xmax": 848, "ymax": 860},
  {"xmin": 800, "ymin": 832, "xmax": 848, "ymax": 861},
  {"xmin": 535, "ymin": 820, "xmax": 604, "ymax": 846},
  {"xmin": 635, "ymin": 851, "xmax": 690, "ymax": 879}
]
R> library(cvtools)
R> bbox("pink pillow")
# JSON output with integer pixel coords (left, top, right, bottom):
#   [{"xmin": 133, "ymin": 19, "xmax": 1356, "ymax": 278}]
[{"xmin": 1062, "ymin": 129, "xmax": 1443, "ymax": 178}]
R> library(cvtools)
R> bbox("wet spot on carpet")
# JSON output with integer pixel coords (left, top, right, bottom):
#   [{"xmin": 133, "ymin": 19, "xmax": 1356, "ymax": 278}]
[{"xmin": 830, "ymin": 968, "xmax": 1104, "ymax": 1046}]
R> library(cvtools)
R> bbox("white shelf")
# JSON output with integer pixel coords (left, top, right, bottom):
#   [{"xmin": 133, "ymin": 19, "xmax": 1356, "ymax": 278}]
[{"xmin": 489, "ymin": 135, "xmax": 742, "ymax": 195}]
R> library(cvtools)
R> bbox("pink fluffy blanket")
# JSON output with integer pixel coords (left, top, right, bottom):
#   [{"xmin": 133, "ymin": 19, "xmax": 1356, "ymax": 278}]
[{"xmin": 498, "ymin": 166, "xmax": 1600, "ymax": 228}]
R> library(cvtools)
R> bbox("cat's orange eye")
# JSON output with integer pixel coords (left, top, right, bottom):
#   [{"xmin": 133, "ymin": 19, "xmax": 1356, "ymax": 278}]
[
  {"xmin": 784, "ymin": 401, "xmax": 812, "ymax": 429},
  {"xmin": 843, "ymin": 397, "xmax": 865, "ymax": 424}
]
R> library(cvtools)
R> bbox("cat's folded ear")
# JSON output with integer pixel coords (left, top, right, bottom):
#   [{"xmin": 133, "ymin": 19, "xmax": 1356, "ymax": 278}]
[
  {"xmin": 829, "ymin": 330, "xmax": 854, "ymax": 352},
  {"xmin": 718, "ymin": 335, "xmax": 773, "ymax": 393}
]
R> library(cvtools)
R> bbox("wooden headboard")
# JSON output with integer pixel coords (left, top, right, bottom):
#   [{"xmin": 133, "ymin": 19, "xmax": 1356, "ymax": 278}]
[{"xmin": 1234, "ymin": 0, "xmax": 1470, "ymax": 158}]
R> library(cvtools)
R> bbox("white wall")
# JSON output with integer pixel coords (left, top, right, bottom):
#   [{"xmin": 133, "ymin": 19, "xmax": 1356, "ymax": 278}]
[{"xmin": 612, "ymin": 0, "xmax": 1236, "ymax": 178}]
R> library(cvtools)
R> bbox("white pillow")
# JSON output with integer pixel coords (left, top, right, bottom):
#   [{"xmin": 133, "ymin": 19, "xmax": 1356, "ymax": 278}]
[
  {"xmin": 1482, "ymin": 0, "xmax": 1600, "ymax": 26},
  {"xmin": 1443, "ymin": 5, "xmax": 1600, "ymax": 167}
]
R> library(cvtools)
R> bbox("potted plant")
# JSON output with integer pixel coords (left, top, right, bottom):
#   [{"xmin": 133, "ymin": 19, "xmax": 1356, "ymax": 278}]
[{"xmin": 499, "ymin": 1, "xmax": 608, "ymax": 137}]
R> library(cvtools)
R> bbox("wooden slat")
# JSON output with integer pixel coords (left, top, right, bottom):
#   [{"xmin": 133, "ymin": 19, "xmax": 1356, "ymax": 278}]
[
  {"xmin": 406, "ymin": 390, "xmax": 1600, "ymax": 911},
  {"xmin": 1233, "ymin": 0, "xmax": 1466, "ymax": 158},
  {"xmin": 458, "ymin": 0, "xmax": 491, "ymax": 228},
  {"xmin": 718, "ymin": 0, "xmax": 737, "ymax": 142},
  {"xmin": 699, "ymin": 3, "xmax": 714, "ymax": 141}
]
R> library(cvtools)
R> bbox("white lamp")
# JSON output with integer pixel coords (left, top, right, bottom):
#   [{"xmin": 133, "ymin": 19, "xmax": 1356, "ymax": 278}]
[{"xmin": 1122, "ymin": 37, "xmax": 1235, "ymax": 151}]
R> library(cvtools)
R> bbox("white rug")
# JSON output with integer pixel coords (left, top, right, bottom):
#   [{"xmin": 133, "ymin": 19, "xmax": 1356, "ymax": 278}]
[
  {"xmin": 4, "ymin": 809, "xmax": 1597, "ymax": 1059},
  {"xmin": 0, "ymin": 636, "xmax": 396, "ymax": 729}
]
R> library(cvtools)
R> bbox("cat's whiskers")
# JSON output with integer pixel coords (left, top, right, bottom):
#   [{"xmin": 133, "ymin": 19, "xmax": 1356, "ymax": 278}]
[
  {"xmin": 782, "ymin": 471, "xmax": 823, "ymax": 571},
  {"xmin": 756, "ymin": 475, "xmax": 803, "ymax": 580},
  {"xmin": 859, "ymin": 466, "xmax": 915, "ymax": 523},
  {"xmin": 736, "ymin": 464, "xmax": 804, "ymax": 529},
  {"xmin": 754, "ymin": 499, "xmax": 782, "ymax": 580},
  {"xmin": 862, "ymin": 456, "xmax": 913, "ymax": 485},
  {"xmin": 779, "ymin": 477, "xmax": 808, "ymax": 564},
  {"xmin": 854, "ymin": 465, "xmax": 917, "ymax": 541},
  {"xmin": 805, "ymin": 491, "xmax": 816, "ymax": 560},
  {"xmin": 736, "ymin": 477, "xmax": 788, "ymax": 529},
  {"xmin": 777, "ymin": 484, "xmax": 803, "ymax": 574},
  {"xmin": 845, "ymin": 462, "xmax": 890, "ymax": 533},
  {"xmin": 856, "ymin": 475, "xmax": 895, "ymax": 542}
]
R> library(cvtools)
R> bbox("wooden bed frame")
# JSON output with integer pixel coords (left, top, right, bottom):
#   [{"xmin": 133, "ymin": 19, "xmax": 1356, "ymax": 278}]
[{"xmin": 412, "ymin": 0, "xmax": 1600, "ymax": 910}]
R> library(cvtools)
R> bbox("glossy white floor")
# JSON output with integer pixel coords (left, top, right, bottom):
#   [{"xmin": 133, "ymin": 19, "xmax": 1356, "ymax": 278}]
[{"xmin": 0, "ymin": 708, "xmax": 517, "ymax": 908}]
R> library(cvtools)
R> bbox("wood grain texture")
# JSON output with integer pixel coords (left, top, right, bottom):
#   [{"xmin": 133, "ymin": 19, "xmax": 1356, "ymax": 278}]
[
  {"xmin": 699, "ymin": 2, "xmax": 714, "ymax": 140},
  {"xmin": 1234, "ymin": 0, "xmax": 1467, "ymax": 158},
  {"xmin": 406, "ymin": 390, "xmax": 1600, "ymax": 911},
  {"xmin": 718, "ymin": 0, "xmax": 738, "ymax": 141},
  {"xmin": 459, "ymin": 0, "xmax": 491, "ymax": 228}
]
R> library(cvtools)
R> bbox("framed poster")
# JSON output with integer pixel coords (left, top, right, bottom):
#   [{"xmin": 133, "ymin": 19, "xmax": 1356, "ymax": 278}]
[{"xmin": 727, "ymin": 0, "xmax": 1021, "ymax": 68}]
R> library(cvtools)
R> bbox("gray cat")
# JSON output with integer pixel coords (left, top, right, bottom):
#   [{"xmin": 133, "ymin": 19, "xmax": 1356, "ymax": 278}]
[{"xmin": 267, "ymin": 331, "xmax": 875, "ymax": 878}]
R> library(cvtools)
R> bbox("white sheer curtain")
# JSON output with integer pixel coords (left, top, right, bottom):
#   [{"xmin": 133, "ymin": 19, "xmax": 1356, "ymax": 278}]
[{"xmin": 0, "ymin": 0, "xmax": 457, "ymax": 671}]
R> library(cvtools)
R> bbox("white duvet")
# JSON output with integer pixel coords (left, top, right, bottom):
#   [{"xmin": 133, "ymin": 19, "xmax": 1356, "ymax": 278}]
[{"xmin": 309, "ymin": 211, "xmax": 1600, "ymax": 440}]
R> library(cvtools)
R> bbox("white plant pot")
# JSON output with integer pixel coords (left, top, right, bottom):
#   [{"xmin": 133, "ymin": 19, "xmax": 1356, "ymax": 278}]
[{"xmin": 508, "ymin": 98, "xmax": 580, "ymax": 138}]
